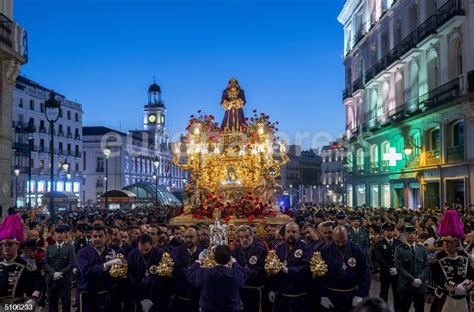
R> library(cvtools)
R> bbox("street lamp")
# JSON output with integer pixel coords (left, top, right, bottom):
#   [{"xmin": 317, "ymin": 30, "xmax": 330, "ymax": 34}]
[
  {"xmin": 103, "ymin": 146, "xmax": 111, "ymax": 209},
  {"xmin": 45, "ymin": 91, "xmax": 60, "ymax": 222},
  {"xmin": 13, "ymin": 165, "xmax": 20, "ymax": 206},
  {"xmin": 61, "ymin": 158, "xmax": 70, "ymax": 172},
  {"xmin": 153, "ymin": 156, "xmax": 160, "ymax": 206}
]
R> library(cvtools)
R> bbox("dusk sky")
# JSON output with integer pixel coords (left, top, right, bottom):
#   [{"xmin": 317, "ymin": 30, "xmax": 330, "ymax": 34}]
[{"xmin": 15, "ymin": 0, "xmax": 346, "ymax": 149}]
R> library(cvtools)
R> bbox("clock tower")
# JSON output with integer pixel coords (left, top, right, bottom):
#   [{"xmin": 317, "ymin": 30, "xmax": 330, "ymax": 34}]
[{"xmin": 144, "ymin": 80, "xmax": 168, "ymax": 151}]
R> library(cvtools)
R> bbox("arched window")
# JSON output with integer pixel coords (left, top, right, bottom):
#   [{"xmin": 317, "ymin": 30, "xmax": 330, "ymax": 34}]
[
  {"xmin": 394, "ymin": 71, "xmax": 404, "ymax": 110},
  {"xmin": 452, "ymin": 121, "xmax": 464, "ymax": 147},
  {"xmin": 370, "ymin": 144, "xmax": 379, "ymax": 172},
  {"xmin": 427, "ymin": 50, "xmax": 439, "ymax": 92},
  {"xmin": 429, "ymin": 128, "xmax": 440, "ymax": 151},
  {"xmin": 409, "ymin": 62, "xmax": 419, "ymax": 100},
  {"xmin": 409, "ymin": 131, "xmax": 421, "ymax": 155},
  {"xmin": 381, "ymin": 141, "xmax": 390, "ymax": 170},
  {"xmin": 356, "ymin": 149, "xmax": 365, "ymax": 173},
  {"xmin": 346, "ymin": 152, "xmax": 353, "ymax": 172},
  {"xmin": 448, "ymin": 35, "xmax": 463, "ymax": 80}
]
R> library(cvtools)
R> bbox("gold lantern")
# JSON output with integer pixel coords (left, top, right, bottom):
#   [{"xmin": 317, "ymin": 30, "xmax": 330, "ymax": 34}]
[
  {"xmin": 264, "ymin": 250, "xmax": 282, "ymax": 275},
  {"xmin": 109, "ymin": 254, "xmax": 128, "ymax": 278},
  {"xmin": 310, "ymin": 251, "xmax": 328, "ymax": 277}
]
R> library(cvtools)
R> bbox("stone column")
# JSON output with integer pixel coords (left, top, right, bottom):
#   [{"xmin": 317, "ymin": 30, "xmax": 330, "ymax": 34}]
[{"xmin": 0, "ymin": 59, "xmax": 19, "ymax": 216}]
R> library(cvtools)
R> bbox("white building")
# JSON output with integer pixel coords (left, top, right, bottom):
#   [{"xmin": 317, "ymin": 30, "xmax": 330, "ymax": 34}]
[
  {"xmin": 12, "ymin": 76, "xmax": 84, "ymax": 208},
  {"xmin": 82, "ymin": 82, "xmax": 186, "ymax": 205},
  {"xmin": 0, "ymin": 1, "xmax": 28, "ymax": 215},
  {"xmin": 320, "ymin": 141, "xmax": 346, "ymax": 203},
  {"xmin": 339, "ymin": 0, "xmax": 474, "ymax": 209}
]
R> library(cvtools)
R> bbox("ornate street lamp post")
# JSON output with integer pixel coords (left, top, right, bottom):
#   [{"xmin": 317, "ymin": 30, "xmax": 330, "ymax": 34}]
[
  {"xmin": 153, "ymin": 156, "xmax": 160, "ymax": 206},
  {"xmin": 45, "ymin": 91, "xmax": 60, "ymax": 222},
  {"xmin": 103, "ymin": 147, "xmax": 111, "ymax": 209}
]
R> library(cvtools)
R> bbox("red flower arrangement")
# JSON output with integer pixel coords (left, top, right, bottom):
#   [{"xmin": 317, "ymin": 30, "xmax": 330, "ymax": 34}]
[
  {"xmin": 190, "ymin": 193, "xmax": 277, "ymax": 221},
  {"xmin": 186, "ymin": 110, "xmax": 222, "ymax": 143},
  {"xmin": 241, "ymin": 109, "xmax": 279, "ymax": 144}
]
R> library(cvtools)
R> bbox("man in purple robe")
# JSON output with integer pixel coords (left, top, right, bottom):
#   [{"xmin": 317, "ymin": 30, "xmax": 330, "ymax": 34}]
[
  {"xmin": 270, "ymin": 222, "xmax": 311, "ymax": 312},
  {"xmin": 127, "ymin": 233, "xmax": 167, "ymax": 312},
  {"xmin": 186, "ymin": 244, "xmax": 245, "ymax": 312},
  {"xmin": 171, "ymin": 228, "xmax": 204, "ymax": 312},
  {"xmin": 76, "ymin": 225, "xmax": 122, "ymax": 312},
  {"xmin": 232, "ymin": 225, "xmax": 267, "ymax": 312}
]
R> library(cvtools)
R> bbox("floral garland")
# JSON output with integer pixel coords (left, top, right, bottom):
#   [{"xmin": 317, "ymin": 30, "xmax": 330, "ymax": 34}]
[
  {"xmin": 190, "ymin": 193, "xmax": 277, "ymax": 222},
  {"xmin": 186, "ymin": 110, "xmax": 222, "ymax": 143}
]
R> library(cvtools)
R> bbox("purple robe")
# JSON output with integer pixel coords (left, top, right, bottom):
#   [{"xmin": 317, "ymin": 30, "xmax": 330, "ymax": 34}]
[{"xmin": 186, "ymin": 262, "xmax": 245, "ymax": 312}]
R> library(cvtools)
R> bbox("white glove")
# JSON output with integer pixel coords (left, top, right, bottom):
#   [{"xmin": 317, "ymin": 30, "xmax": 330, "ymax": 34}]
[
  {"xmin": 140, "ymin": 299, "xmax": 153, "ymax": 312},
  {"xmin": 198, "ymin": 249, "xmax": 209, "ymax": 261},
  {"xmin": 320, "ymin": 297, "xmax": 334, "ymax": 309},
  {"xmin": 268, "ymin": 291, "xmax": 275, "ymax": 303},
  {"xmin": 455, "ymin": 284, "xmax": 467, "ymax": 296},
  {"xmin": 280, "ymin": 265, "xmax": 288, "ymax": 274},
  {"xmin": 412, "ymin": 278, "xmax": 422, "ymax": 288},
  {"xmin": 53, "ymin": 272, "xmax": 63, "ymax": 280},
  {"xmin": 25, "ymin": 298, "xmax": 38, "ymax": 308},
  {"xmin": 389, "ymin": 267, "xmax": 397, "ymax": 276},
  {"xmin": 73, "ymin": 267, "xmax": 78, "ymax": 275},
  {"xmin": 352, "ymin": 296, "xmax": 363, "ymax": 307},
  {"xmin": 103, "ymin": 258, "xmax": 122, "ymax": 270},
  {"xmin": 230, "ymin": 257, "xmax": 237, "ymax": 264},
  {"xmin": 31, "ymin": 291, "xmax": 41, "ymax": 299}
]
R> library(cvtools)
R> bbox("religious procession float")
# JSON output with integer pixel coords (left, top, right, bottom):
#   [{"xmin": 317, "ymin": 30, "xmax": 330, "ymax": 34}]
[{"xmin": 170, "ymin": 78, "xmax": 292, "ymax": 232}]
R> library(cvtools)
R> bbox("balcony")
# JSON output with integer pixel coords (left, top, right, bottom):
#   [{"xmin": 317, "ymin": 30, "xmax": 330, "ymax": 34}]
[
  {"xmin": 75, "ymin": 134, "xmax": 81, "ymax": 140},
  {"xmin": 66, "ymin": 132, "xmax": 73, "ymax": 139},
  {"xmin": 0, "ymin": 13, "xmax": 28, "ymax": 64},
  {"xmin": 39, "ymin": 126, "xmax": 47, "ymax": 133},
  {"xmin": 12, "ymin": 142, "xmax": 30, "ymax": 151},
  {"xmin": 447, "ymin": 145, "xmax": 464, "ymax": 162},
  {"xmin": 370, "ymin": 162, "xmax": 378, "ymax": 173},
  {"xmin": 361, "ymin": 77, "xmax": 462, "ymax": 133},
  {"xmin": 425, "ymin": 149, "xmax": 440, "ymax": 166},
  {"xmin": 96, "ymin": 167, "xmax": 104, "ymax": 173},
  {"xmin": 58, "ymin": 130, "xmax": 64, "ymax": 137},
  {"xmin": 96, "ymin": 181, "xmax": 104, "ymax": 188},
  {"xmin": 382, "ymin": 160, "xmax": 390, "ymax": 172},
  {"xmin": 39, "ymin": 146, "xmax": 47, "ymax": 153},
  {"xmin": 353, "ymin": 28, "xmax": 365, "ymax": 47},
  {"xmin": 343, "ymin": 88, "xmax": 352, "ymax": 100},
  {"xmin": 352, "ymin": 78, "xmax": 363, "ymax": 94},
  {"xmin": 74, "ymin": 152, "xmax": 81, "ymax": 158},
  {"xmin": 364, "ymin": 0, "xmax": 465, "ymax": 85},
  {"xmin": 406, "ymin": 154, "xmax": 420, "ymax": 168}
]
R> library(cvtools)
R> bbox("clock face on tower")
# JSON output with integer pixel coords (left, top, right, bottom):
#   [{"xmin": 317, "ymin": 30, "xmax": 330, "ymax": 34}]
[{"xmin": 148, "ymin": 114, "xmax": 157, "ymax": 123}]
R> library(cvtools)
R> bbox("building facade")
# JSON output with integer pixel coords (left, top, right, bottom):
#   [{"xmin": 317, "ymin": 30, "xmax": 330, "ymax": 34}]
[
  {"xmin": 320, "ymin": 142, "xmax": 346, "ymax": 203},
  {"xmin": 339, "ymin": 0, "xmax": 474, "ymax": 209},
  {"xmin": 0, "ymin": 1, "xmax": 28, "ymax": 215},
  {"xmin": 12, "ymin": 76, "xmax": 84, "ymax": 208},
  {"xmin": 278, "ymin": 145, "xmax": 322, "ymax": 205},
  {"xmin": 82, "ymin": 82, "xmax": 186, "ymax": 205}
]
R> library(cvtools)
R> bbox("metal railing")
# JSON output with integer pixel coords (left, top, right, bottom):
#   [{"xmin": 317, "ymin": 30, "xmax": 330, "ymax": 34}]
[
  {"xmin": 447, "ymin": 145, "xmax": 464, "ymax": 162},
  {"xmin": 364, "ymin": 0, "xmax": 464, "ymax": 84},
  {"xmin": 425, "ymin": 149, "xmax": 441, "ymax": 166}
]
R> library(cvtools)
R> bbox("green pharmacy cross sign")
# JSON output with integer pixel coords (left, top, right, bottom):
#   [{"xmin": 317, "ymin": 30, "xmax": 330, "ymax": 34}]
[{"xmin": 383, "ymin": 147, "xmax": 402, "ymax": 166}]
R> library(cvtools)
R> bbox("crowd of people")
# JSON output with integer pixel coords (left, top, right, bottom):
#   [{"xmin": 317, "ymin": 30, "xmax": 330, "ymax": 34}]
[{"xmin": 0, "ymin": 204, "xmax": 473, "ymax": 312}]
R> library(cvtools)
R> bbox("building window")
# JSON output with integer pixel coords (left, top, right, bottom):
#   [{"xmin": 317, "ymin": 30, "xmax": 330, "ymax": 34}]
[
  {"xmin": 67, "ymin": 111, "xmax": 71, "ymax": 120},
  {"xmin": 75, "ymin": 163, "xmax": 79, "ymax": 172},
  {"xmin": 19, "ymin": 98, "xmax": 23, "ymax": 107},
  {"xmin": 39, "ymin": 160, "xmax": 45, "ymax": 169},
  {"xmin": 97, "ymin": 157, "xmax": 104, "ymax": 172},
  {"xmin": 30, "ymin": 99, "xmax": 35, "ymax": 110},
  {"xmin": 59, "ymin": 108, "xmax": 63, "ymax": 118},
  {"xmin": 356, "ymin": 149, "xmax": 365, "ymax": 173},
  {"xmin": 357, "ymin": 184, "xmax": 366, "ymax": 206},
  {"xmin": 382, "ymin": 184, "xmax": 390, "ymax": 208},
  {"xmin": 429, "ymin": 128, "xmax": 440, "ymax": 151},
  {"xmin": 370, "ymin": 184, "xmax": 379, "ymax": 207},
  {"xmin": 347, "ymin": 185, "xmax": 353, "ymax": 207},
  {"xmin": 75, "ymin": 113, "xmax": 79, "ymax": 122},
  {"xmin": 370, "ymin": 144, "xmax": 379, "ymax": 172},
  {"xmin": 452, "ymin": 121, "xmax": 464, "ymax": 147},
  {"xmin": 40, "ymin": 102, "xmax": 44, "ymax": 113}
]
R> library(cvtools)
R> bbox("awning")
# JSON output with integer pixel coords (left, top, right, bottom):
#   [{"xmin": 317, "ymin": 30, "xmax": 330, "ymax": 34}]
[
  {"xmin": 100, "ymin": 190, "xmax": 137, "ymax": 198},
  {"xmin": 42, "ymin": 191, "xmax": 78, "ymax": 200}
]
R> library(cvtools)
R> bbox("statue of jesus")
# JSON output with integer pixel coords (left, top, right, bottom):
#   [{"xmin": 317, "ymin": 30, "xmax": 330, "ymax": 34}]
[{"xmin": 221, "ymin": 78, "xmax": 246, "ymax": 132}]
